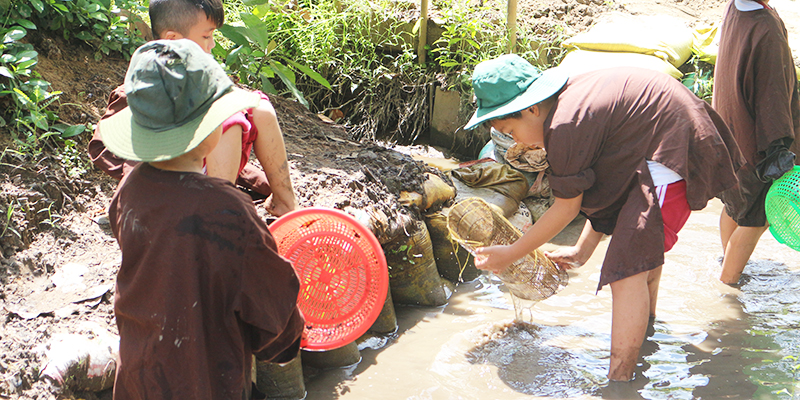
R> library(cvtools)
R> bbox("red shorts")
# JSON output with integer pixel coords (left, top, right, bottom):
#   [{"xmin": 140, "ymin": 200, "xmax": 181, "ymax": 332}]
[
  {"xmin": 221, "ymin": 91, "xmax": 270, "ymax": 176},
  {"xmin": 657, "ymin": 180, "xmax": 691, "ymax": 252}
]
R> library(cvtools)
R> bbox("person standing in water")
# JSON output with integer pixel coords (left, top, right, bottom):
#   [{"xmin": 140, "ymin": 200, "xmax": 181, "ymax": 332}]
[
  {"xmin": 714, "ymin": 0, "xmax": 800, "ymax": 285},
  {"xmin": 465, "ymin": 54, "xmax": 743, "ymax": 381}
]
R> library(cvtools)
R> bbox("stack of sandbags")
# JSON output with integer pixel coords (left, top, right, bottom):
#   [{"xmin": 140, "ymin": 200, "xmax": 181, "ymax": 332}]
[{"xmin": 558, "ymin": 12, "xmax": 695, "ymax": 79}]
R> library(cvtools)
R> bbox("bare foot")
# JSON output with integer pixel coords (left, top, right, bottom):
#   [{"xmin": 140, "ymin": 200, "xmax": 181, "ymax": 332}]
[{"xmin": 265, "ymin": 195, "xmax": 299, "ymax": 217}]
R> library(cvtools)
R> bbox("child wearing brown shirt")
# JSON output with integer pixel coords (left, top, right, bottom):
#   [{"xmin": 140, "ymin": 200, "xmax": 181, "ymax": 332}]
[
  {"xmin": 713, "ymin": 0, "xmax": 800, "ymax": 284},
  {"xmin": 102, "ymin": 39, "xmax": 304, "ymax": 399},
  {"xmin": 465, "ymin": 54, "xmax": 743, "ymax": 381}
]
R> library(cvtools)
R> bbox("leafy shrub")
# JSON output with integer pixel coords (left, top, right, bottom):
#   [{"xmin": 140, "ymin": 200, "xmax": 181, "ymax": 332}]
[
  {"xmin": 20, "ymin": 0, "xmax": 147, "ymax": 60},
  {"xmin": 214, "ymin": 0, "xmax": 571, "ymax": 143},
  {"xmin": 216, "ymin": 6, "xmax": 332, "ymax": 108},
  {"xmin": 681, "ymin": 56, "xmax": 714, "ymax": 103},
  {"xmin": 1, "ymin": 0, "xmax": 145, "ymax": 169}
]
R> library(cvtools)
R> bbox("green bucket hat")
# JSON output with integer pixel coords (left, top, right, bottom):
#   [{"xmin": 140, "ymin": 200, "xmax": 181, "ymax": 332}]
[
  {"xmin": 99, "ymin": 39, "xmax": 261, "ymax": 162},
  {"xmin": 464, "ymin": 54, "xmax": 568, "ymax": 130}
]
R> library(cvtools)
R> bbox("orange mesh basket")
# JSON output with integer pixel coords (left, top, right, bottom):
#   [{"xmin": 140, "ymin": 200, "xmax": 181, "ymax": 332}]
[{"xmin": 269, "ymin": 208, "xmax": 388, "ymax": 351}]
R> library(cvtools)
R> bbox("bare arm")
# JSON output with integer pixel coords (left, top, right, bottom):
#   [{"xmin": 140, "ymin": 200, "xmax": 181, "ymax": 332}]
[
  {"xmin": 544, "ymin": 219, "xmax": 604, "ymax": 269},
  {"xmin": 475, "ymin": 194, "xmax": 583, "ymax": 274}
]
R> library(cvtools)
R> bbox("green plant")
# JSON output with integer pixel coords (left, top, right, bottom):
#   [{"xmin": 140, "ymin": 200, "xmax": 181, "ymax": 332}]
[
  {"xmin": 37, "ymin": 201, "xmax": 61, "ymax": 228},
  {"xmin": 216, "ymin": 6, "xmax": 332, "ymax": 108},
  {"xmin": 0, "ymin": 23, "xmax": 56, "ymax": 150},
  {"xmin": 0, "ymin": 0, "xmax": 95, "ymax": 164},
  {"xmin": 0, "ymin": 200, "xmax": 20, "ymax": 239},
  {"xmin": 55, "ymin": 135, "xmax": 91, "ymax": 178},
  {"xmin": 18, "ymin": 0, "xmax": 147, "ymax": 60},
  {"xmin": 430, "ymin": 3, "xmax": 505, "ymax": 75},
  {"xmin": 681, "ymin": 55, "xmax": 714, "ymax": 103}
]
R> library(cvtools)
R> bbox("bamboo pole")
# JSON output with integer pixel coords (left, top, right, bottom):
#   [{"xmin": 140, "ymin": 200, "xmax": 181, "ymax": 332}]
[
  {"xmin": 419, "ymin": 0, "xmax": 428, "ymax": 64},
  {"xmin": 506, "ymin": 0, "xmax": 518, "ymax": 53}
]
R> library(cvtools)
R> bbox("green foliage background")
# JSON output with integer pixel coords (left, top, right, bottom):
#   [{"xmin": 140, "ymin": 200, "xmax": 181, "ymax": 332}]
[
  {"xmin": 1, "ymin": 0, "xmax": 572, "ymax": 176},
  {"xmin": 0, "ymin": 0, "xmax": 147, "ymax": 176}
]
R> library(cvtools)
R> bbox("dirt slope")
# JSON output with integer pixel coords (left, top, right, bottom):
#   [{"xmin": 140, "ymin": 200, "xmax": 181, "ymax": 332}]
[{"xmin": 1, "ymin": 0, "xmax": 799, "ymax": 398}]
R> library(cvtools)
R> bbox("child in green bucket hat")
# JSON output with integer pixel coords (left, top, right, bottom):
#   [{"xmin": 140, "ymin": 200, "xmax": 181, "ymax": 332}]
[
  {"xmin": 101, "ymin": 39, "xmax": 304, "ymax": 399},
  {"xmin": 467, "ymin": 54, "xmax": 744, "ymax": 381}
]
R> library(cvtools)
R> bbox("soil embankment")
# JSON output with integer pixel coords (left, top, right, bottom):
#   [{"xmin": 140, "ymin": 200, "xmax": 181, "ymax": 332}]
[{"xmin": 1, "ymin": 0, "xmax": 798, "ymax": 398}]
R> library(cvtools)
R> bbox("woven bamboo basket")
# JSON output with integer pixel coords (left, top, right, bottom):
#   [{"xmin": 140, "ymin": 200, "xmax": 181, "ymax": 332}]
[{"xmin": 446, "ymin": 197, "xmax": 568, "ymax": 301}]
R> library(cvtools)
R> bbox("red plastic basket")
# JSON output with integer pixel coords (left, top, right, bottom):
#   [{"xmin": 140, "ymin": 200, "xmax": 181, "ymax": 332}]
[{"xmin": 268, "ymin": 208, "xmax": 388, "ymax": 351}]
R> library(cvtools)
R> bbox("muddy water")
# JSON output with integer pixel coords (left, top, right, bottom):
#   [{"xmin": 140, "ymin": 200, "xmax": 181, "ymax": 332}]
[{"xmin": 304, "ymin": 199, "xmax": 800, "ymax": 399}]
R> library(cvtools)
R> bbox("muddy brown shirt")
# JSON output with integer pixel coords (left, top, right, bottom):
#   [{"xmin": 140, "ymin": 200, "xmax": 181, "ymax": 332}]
[
  {"xmin": 109, "ymin": 163, "xmax": 303, "ymax": 400},
  {"xmin": 88, "ymin": 86, "xmax": 273, "ymax": 196},
  {"xmin": 713, "ymin": 0, "xmax": 800, "ymax": 226},
  {"xmin": 544, "ymin": 67, "xmax": 743, "ymax": 288}
]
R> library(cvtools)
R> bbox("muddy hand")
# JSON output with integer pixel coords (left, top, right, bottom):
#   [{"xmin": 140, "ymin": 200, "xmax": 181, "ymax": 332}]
[
  {"xmin": 474, "ymin": 245, "xmax": 515, "ymax": 274},
  {"xmin": 544, "ymin": 246, "xmax": 586, "ymax": 269}
]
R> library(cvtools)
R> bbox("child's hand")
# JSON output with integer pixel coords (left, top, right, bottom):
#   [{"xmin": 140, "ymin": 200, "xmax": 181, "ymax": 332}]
[
  {"xmin": 544, "ymin": 246, "xmax": 586, "ymax": 269},
  {"xmin": 474, "ymin": 245, "xmax": 516, "ymax": 274}
]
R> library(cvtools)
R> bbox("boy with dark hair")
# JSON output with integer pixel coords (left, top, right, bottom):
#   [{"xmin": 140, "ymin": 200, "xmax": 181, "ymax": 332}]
[
  {"xmin": 714, "ymin": 0, "xmax": 800, "ymax": 284},
  {"xmin": 466, "ymin": 54, "xmax": 743, "ymax": 381},
  {"xmin": 102, "ymin": 39, "xmax": 304, "ymax": 399},
  {"xmin": 149, "ymin": 0, "xmax": 223, "ymax": 42},
  {"xmin": 89, "ymin": 0, "xmax": 299, "ymax": 216}
]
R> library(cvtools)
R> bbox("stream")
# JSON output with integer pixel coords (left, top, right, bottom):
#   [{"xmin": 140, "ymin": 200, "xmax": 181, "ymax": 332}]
[{"xmin": 304, "ymin": 199, "xmax": 800, "ymax": 399}]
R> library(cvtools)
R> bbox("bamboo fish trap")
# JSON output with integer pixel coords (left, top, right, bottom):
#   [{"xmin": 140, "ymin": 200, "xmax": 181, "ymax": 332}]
[{"xmin": 446, "ymin": 197, "xmax": 568, "ymax": 301}]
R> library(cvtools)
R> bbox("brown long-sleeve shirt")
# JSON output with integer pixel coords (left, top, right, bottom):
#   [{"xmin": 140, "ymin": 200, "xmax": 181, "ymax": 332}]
[
  {"xmin": 109, "ymin": 163, "xmax": 303, "ymax": 399},
  {"xmin": 713, "ymin": 0, "xmax": 800, "ymax": 226},
  {"xmin": 544, "ymin": 67, "xmax": 744, "ymax": 288}
]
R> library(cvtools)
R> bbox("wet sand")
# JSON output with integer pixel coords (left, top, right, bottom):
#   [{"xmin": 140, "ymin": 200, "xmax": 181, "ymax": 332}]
[{"xmin": 305, "ymin": 199, "xmax": 800, "ymax": 399}]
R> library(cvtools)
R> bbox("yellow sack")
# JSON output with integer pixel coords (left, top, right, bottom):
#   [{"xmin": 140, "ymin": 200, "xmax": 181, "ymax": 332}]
[
  {"xmin": 692, "ymin": 23, "xmax": 720, "ymax": 65},
  {"xmin": 558, "ymin": 49, "xmax": 683, "ymax": 79},
  {"xmin": 562, "ymin": 12, "xmax": 694, "ymax": 68}
]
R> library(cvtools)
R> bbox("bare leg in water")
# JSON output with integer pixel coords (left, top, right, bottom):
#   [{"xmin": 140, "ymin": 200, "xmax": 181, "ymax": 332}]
[
  {"xmin": 719, "ymin": 210, "xmax": 768, "ymax": 284},
  {"xmin": 607, "ymin": 266, "xmax": 662, "ymax": 381}
]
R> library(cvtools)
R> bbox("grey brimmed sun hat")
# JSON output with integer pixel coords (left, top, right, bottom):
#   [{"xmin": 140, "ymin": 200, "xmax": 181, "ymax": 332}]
[
  {"xmin": 464, "ymin": 54, "xmax": 568, "ymax": 130},
  {"xmin": 99, "ymin": 39, "xmax": 261, "ymax": 162}
]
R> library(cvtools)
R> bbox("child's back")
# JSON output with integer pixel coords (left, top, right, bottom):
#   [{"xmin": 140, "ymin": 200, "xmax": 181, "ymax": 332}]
[
  {"xmin": 110, "ymin": 163, "xmax": 302, "ymax": 399},
  {"xmin": 100, "ymin": 39, "xmax": 304, "ymax": 399}
]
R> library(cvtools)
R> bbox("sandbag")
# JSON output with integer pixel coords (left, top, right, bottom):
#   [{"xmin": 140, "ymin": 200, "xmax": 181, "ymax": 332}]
[
  {"xmin": 255, "ymin": 353, "xmax": 305, "ymax": 400},
  {"xmin": 385, "ymin": 220, "xmax": 451, "ymax": 306},
  {"xmin": 367, "ymin": 286, "xmax": 398, "ymax": 334},
  {"xmin": 692, "ymin": 23, "xmax": 720, "ymax": 64},
  {"xmin": 345, "ymin": 205, "xmax": 415, "ymax": 245},
  {"xmin": 425, "ymin": 210, "xmax": 481, "ymax": 283},
  {"xmin": 398, "ymin": 172, "xmax": 456, "ymax": 212},
  {"xmin": 451, "ymin": 177, "xmax": 518, "ymax": 218},
  {"xmin": 507, "ymin": 200, "xmax": 533, "ymax": 233},
  {"xmin": 523, "ymin": 196, "xmax": 555, "ymax": 223},
  {"xmin": 422, "ymin": 172, "xmax": 456, "ymax": 211},
  {"xmin": 302, "ymin": 341, "xmax": 361, "ymax": 369},
  {"xmin": 562, "ymin": 12, "xmax": 694, "ymax": 68},
  {"xmin": 558, "ymin": 49, "xmax": 683, "ymax": 79},
  {"xmin": 451, "ymin": 163, "xmax": 529, "ymax": 204}
]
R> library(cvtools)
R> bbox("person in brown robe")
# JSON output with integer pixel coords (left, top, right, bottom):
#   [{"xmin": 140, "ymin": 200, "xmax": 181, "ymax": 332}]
[
  {"xmin": 713, "ymin": 0, "xmax": 800, "ymax": 284},
  {"xmin": 102, "ymin": 40, "xmax": 304, "ymax": 399},
  {"xmin": 464, "ymin": 55, "xmax": 743, "ymax": 381}
]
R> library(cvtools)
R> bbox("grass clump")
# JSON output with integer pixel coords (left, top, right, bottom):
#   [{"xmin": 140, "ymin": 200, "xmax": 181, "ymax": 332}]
[{"xmin": 216, "ymin": 0, "xmax": 569, "ymax": 144}]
